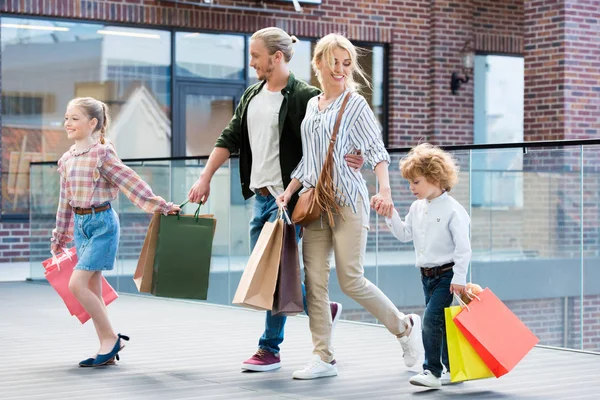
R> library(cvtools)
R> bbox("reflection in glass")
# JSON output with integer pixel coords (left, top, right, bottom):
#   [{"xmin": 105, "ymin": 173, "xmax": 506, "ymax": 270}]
[
  {"xmin": 185, "ymin": 95, "xmax": 235, "ymax": 157},
  {"xmin": 1, "ymin": 17, "xmax": 172, "ymax": 216},
  {"xmin": 473, "ymin": 55, "xmax": 524, "ymax": 208},
  {"xmin": 176, "ymin": 32, "xmax": 245, "ymax": 80}
]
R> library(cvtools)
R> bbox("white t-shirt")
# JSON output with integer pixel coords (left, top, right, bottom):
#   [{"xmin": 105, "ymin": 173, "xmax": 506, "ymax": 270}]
[{"xmin": 247, "ymin": 85, "xmax": 285, "ymax": 196}]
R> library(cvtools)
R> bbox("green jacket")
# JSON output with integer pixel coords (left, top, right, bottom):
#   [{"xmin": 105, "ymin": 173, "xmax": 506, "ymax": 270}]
[{"xmin": 215, "ymin": 73, "xmax": 320, "ymax": 211}]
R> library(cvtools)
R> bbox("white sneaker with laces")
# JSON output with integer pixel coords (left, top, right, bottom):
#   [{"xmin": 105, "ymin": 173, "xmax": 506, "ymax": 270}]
[
  {"xmin": 410, "ymin": 370, "xmax": 442, "ymax": 388},
  {"xmin": 397, "ymin": 313, "xmax": 424, "ymax": 367},
  {"xmin": 292, "ymin": 354, "xmax": 338, "ymax": 380}
]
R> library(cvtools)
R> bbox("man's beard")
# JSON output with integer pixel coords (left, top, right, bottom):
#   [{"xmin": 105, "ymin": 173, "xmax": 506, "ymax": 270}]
[{"xmin": 258, "ymin": 59, "xmax": 274, "ymax": 80}]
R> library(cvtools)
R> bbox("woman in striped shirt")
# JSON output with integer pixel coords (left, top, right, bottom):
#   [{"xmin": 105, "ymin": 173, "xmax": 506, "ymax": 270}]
[
  {"xmin": 52, "ymin": 97, "xmax": 180, "ymax": 367},
  {"xmin": 276, "ymin": 33, "xmax": 423, "ymax": 380}
]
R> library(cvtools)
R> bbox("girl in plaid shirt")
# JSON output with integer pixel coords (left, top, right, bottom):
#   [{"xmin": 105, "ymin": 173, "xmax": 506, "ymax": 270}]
[{"xmin": 51, "ymin": 97, "xmax": 180, "ymax": 367}]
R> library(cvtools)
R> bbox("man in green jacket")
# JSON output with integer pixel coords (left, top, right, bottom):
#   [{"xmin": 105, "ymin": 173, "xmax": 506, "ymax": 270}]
[{"xmin": 188, "ymin": 27, "xmax": 363, "ymax": 372}]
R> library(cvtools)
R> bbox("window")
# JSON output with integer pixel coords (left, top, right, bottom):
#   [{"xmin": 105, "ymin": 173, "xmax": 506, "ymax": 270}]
[
  {"xmin": 176, "ymin": 32, "xmax": 245, "ymax": 80},
  {"xmin": 1, "ymin": 17, "xmax": 171, "ymax": 216},
  {"xmin": 472, "ymin": 54, "xmax": 524, "ymax": 208}
]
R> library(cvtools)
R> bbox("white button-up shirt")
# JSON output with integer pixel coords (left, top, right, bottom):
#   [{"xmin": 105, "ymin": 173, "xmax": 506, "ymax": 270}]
[
  {"xmin": 385, "ymin": 192, "xmax": 471, "ymax": 285},
  {"xmin": 291, "ymin": 90, "xmax": 390, "ymax": 215}
]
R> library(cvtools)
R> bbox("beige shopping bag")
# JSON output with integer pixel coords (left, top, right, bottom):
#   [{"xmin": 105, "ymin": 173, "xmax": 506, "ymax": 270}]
[
  {"xmin": 133, "ymin": 213, "xmax": 161, "ymax": 293},
  {"xmin": 232, "ymin": 219, "xmax": 283, "ymax": 310}
]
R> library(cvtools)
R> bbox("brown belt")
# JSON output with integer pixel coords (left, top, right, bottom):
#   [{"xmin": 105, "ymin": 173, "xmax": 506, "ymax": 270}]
[
  {"xmin": 73, "ymin": 203, "xmax": 111, "ymax": 215},
  {"xmin": 255, "ymin": 187, "xmax": 271, "ymax": 197},
  {"xmin": 420, "ymin": 262, "xmax": 454, "ymax": 278}
]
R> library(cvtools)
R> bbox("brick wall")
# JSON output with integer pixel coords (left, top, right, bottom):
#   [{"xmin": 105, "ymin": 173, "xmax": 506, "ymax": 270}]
[
  {"xmin": 563, "ymin": 0, "xmax": 600, "ymax": 140},
  {"xmin": 524, "ymin": 0, "xmax": 600, "ymax": 141},
  {"xmin": 0, "ymin": 222, "xmax": 29, "ymax": 262}
]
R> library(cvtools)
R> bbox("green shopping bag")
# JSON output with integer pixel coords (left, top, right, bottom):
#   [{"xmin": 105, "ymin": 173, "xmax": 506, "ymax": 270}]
[{"xmin": 152, "ymin": 201, "xmax": 216, "ymax": 300}]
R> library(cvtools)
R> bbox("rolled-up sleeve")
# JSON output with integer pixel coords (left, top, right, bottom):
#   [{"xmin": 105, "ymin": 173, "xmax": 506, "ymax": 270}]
[
  {"xmin": 99, "ymin": 146, "xmax": 173, "ymax": 215},
  {"xmin": 290, "ymin": 157, "xmax": 305, "ymax": 182},
  {"xmin": 51, "ymin": 159, "xmax": 74, "ymax": 248},
  {"xmin": 350, "ymin": 97, "xmax": 390, "ymax": 169}
]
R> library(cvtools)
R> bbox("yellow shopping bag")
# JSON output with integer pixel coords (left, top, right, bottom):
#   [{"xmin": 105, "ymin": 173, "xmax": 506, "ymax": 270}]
[{"xmin": 445, "ymin": 305, "xmax": 495, "ymax": 382}]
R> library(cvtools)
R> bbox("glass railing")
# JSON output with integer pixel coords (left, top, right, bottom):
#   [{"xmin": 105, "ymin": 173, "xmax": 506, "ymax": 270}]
[{"xmin": 29, "ymin": 140, "xmax": 600, "ymax": 353}]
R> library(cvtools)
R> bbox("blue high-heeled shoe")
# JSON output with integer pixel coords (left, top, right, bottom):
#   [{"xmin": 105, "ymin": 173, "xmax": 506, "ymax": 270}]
[
  {"xmin": 79, "ymin": 354, "xmax": 119, "ymax": 367},
  {"xmin": 92, "ymin": 334, "xmax": 130, "ymax": 366}
]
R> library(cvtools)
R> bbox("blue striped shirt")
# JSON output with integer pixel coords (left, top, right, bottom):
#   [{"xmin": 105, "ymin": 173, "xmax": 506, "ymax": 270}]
[{"xmin": 291, "ymin": 90, "xmax": 390, "ymax": 215}]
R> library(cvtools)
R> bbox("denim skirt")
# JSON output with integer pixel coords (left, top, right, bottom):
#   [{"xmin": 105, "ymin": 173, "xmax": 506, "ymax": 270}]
[{"xmin": 73, "ymin": 204, "xmax": 120, "ymax": 271}]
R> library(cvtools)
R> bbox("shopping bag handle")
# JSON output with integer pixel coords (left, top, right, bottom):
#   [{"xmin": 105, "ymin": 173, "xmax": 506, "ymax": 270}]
[
  {"xmin": 50, "ymin": 246, "xmax": 73, "ymax": 271},
  {"xmin": 178, "ymin": 199, "xmax": 204, "ymax": 222},
  {"xmin": 453, "ymin": 293, "xmax": 471, "ymax": 311},
  {"xmin": 453, "ymin": 290, "xmax": 481, "ymax": 312},
  {"xmin": 277, "ymin": 205, "xmax": 292, "ymax": 225}
]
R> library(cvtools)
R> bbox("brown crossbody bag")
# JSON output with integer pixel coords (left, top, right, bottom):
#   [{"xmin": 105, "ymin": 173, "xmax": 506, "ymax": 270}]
[{"xmin": 291, "ymin": 92, "xmax": 351, "ymax": 227}]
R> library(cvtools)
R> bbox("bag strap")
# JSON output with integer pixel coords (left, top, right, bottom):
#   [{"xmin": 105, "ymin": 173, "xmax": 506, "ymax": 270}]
[
  {"xmin": 314, "ymin": 92, "xmax": 352, "ymax": 227},
  {"xmin": 327, "ymin": 91, "xmax": 352, "ymax": 154}
]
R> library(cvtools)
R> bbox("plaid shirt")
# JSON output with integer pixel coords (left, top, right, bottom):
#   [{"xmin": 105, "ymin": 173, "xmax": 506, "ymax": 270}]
[{"xmin": 51, "ymin": 142, "xmax": 173, "ymax": 247}]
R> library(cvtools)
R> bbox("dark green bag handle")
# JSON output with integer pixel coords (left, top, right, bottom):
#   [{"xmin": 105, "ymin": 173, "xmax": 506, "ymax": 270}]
[{"xmin": 178, "ymin": 200, "xmax": 204, "ymax": 222}]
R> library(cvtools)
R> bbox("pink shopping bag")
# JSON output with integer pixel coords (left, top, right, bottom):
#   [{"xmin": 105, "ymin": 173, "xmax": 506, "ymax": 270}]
[{"xmin": 42, "ymin": 248, "xmax": 119, "ymax": 324}]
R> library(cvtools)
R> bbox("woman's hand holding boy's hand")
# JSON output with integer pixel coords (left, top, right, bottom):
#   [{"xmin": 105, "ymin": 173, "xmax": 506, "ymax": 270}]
[{"xmin": 370, "ymin": 188, "xmax": 394, "ymax": 218}]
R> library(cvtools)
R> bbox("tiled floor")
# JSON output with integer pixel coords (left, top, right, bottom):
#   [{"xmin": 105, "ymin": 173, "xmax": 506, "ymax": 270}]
[{"xmin": 1, "ymin": 281, "xmax": 599, "ymax": 400}]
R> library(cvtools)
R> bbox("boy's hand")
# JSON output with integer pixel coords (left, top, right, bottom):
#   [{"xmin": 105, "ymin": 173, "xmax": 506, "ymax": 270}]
[
  {"xmin": 370, "ymin": 190, "xmax": 394, "ymax": 218},
  {"xmin": 450, "ymin": 284, "xmax": 466, "ymax": 295}
]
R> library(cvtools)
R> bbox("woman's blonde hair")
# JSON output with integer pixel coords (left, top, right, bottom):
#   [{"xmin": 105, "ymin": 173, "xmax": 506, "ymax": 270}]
[
  {"xmin": 68, "ymin": 97, "xmax": 110, "ymax": 144},
  {"xmin": 250, "ymin": 27, "xmax": 297, "ymax": 62},
  {"xmin": 312, "ymin": 33, "xmax": 371, "ymax": 92},
  {"xmin": 400, "ymin": 143, "xmax": 459, "ymax": 192}
]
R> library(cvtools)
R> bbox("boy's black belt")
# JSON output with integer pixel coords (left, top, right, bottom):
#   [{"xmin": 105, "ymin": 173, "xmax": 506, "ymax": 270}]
[{"xmin": 420, "ymin": 262, "xmax": 455, "ymax": 277}]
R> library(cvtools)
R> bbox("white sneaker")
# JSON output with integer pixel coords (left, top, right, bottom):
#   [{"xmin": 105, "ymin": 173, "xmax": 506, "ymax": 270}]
[
  {"xmin": 397, "ymin": 314, "xmax": 424, "ymax": 367},
  {"xmin": 441, "ymin": 371, "xmax": 451, "ymax": 385},
  {"xmin": 292, "ymin": 355, "xmax": 338, "ymax": 380},
  {"xmin": 441, "ymin": 371, "xmax": 463, "ymax": 385},
  {"xmin": 410, "ymin": 370, "xmax": 442, "ymax": 389}
]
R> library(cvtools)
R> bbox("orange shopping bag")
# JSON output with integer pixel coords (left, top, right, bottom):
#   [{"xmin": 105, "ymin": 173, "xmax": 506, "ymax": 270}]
[
  {"xmin": 42, "ymin": 248, "xmax": 118, "ymax": 324},
  {"xmin": 453, "ymin": 288, "xmax": 539, "ymax": 378}
]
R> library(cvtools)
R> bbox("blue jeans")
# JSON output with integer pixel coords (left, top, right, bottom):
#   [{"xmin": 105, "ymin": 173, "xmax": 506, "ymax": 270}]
[
  {"xmin": 249, "ymin": 194, "xmax": 307, "ymax": 355},
  {"xmin": 421, "ymin": 268, "xmax": 454, "ymax": 377},
  {"xmin": 73, "ymin": 203, "xmax": 119, "ymax": 271}
]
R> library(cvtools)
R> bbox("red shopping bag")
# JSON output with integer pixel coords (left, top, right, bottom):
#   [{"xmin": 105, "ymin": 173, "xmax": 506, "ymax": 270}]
[
  {"xmin": 42, "ymin": 248, "xmax": 118, "ymax": 324},
  {"xmin": 453, "ymin": 288, "xmax": 539, "ymax": 378}
]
